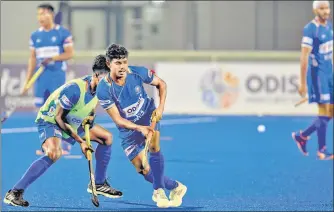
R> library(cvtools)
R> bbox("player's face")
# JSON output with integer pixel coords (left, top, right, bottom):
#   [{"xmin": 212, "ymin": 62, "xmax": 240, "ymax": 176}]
[
  {"xmin": 37, "ymin": 8, "xmax": 53, "ymax": 27},
  {"xmin": 315, "ymin": 2, "xmax": 330, "ymax": 21},
  {"xmin": 108, "ymin": 58, "xmax": 129, "ymax": 78}
]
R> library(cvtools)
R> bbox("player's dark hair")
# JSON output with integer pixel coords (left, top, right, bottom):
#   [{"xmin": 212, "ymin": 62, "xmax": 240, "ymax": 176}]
[
  {"xmin": 105, "ymin": 43, "xmax": 128, "ymax": 62},
  {"xmin": 37, "ymin": 3, "xmax": 54, "ymax": 13},
  {"xmin": 92, "ymin": 54, "xmax": 109, "ymax": 73}
]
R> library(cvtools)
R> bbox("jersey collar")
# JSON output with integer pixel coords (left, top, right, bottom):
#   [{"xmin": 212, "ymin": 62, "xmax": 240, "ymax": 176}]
[{"xmin": 39, "ymin": 24, "xmax": 59, "ymax": 32}]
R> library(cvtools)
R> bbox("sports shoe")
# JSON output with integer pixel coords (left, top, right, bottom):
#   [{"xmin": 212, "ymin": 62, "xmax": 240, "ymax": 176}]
[
  {"xmin": 317, "ymin": 147, "xmax": 334, "ymax": 160},
  {"xmin": 87, "ymin": 180, "xmax": 123, "ymax": 198},
  {"xmin": 152, "ymin": 188, "xmax": 170, "ymax": 208},
  {"xmin": 169, "ymin": 181, "xmax": 187, "ymax": 207},
  {"xmin": 3, "ymin": 189, "xmax": 29, "ymax": 207},
  {"xmin": 292, "ymin": 131, "xmax": 309, "ymax": 156}
]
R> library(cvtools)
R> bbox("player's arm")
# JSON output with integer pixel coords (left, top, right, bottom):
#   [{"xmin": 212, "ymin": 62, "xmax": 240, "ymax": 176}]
[
  {"xmin": 54, "ymin": 84, "xmax": 85, "ymax": 144},
  {"xmin": 150, "ymin": 74, "xmax": 167, "ymax": 112},
  {"xmin": 54, "ymin": 106, "xmax": 84, "ymax": 144},
  {"xmin": 52, "ymin": 45, "xmax": 73, "ymax": 61},
  {"xmin": 300, "ymin": 46, "xmax": 312, "ymax": 86},
  {"xmin": 26, "ymin": 49, "xmax": 37, "ymax": 82},
  {"xmin": 52, "ymin": 29, "xmax": 74, "ymax": 61},
  {"xmin": 135, "ymin": 67, "xmax": 167, "ymax": 120},
  {"xmin": 106, "ymin": 106, "xmax": 143, "ymax": 131},
  {"xmin": 300, "ymin": 25, "xmax": 314, "ymax": 86}
]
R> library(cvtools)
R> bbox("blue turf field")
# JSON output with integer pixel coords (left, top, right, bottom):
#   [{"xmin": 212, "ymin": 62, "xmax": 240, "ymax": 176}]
[{"xmin": 1, "ymin": 113, "xmax": 333, "ymax": 211}]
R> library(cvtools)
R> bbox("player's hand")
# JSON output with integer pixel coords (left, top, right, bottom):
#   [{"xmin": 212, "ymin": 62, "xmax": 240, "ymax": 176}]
[
  {"xmin": 80, "ymin": 142, "xmax": 94, "ymax": 159},
  {"xmin": 82, "ymin": 112, "xmax": 96, "ymax": 128},
  {"xmin": 138, "ymin": 126, "xmax": 155, "ymax": 138},
  {"xmin": 298, "ymin": 83, "xmax": 307, "ymax": 98},
  {"xmin": 41, "ymin": 58, "xmax": 53, "ymax": 66},
  {"xmin": 151, "ymin": 107, "xmax": 163, "ymax": 123}
]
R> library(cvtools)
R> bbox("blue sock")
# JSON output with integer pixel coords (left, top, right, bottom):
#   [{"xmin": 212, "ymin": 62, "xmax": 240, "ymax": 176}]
[
  {"xmin": 144, "ymin": 170, "xmax": 178, "ymax": 190},
  {"xmin": 95, "ymin": 144, "xmax": 111, "ymax": 184},
  {"xmin": 13, "ymin": 156, "xmax": 53, "ymax": 190},
  {"xmin": 316, "ymin": 116, "xmax": 330, "ymax": 151},
  {"xmin": 301, "ymin": 117, "xmax": 321, "ymax": 137},
  {"xmin": 149, "ymin": 151, "xmax": 165, "ymax": 190}
]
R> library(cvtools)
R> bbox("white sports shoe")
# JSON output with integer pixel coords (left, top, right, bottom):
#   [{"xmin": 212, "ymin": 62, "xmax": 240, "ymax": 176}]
[
  {"xmin": 169, "ymin": 181, "xmax": 187, "ymax": 207},
  {"xmin": 152, "ymin": 188, "xmax": 170, "ymax": 208}
]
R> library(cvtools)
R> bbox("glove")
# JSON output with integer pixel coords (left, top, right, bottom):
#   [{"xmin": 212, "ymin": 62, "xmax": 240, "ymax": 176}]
[{"xmin": 82, "ymin": 111, "xmax": 96, "ymax": 128}]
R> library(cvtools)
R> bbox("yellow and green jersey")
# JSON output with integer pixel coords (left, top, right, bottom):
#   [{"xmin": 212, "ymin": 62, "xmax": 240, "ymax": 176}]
[{"xmin": 36, "ymin": 75, "xmax": 98, "ymax": 139}]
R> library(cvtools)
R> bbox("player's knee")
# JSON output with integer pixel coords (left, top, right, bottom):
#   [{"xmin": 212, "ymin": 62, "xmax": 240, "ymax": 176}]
[
  {"xmin": 43, "ymin": 138, "xmax": 62, "ymax": 161},
  {"xmin": 137, "ymin": 163, "xmax": 150, "ymax": 175},
  {"xmin": 149, "ymin": 144, "xmax": 160, "ymax": 153},
  {"xmin": 132, "ymin": 157, "xmax": 149, "ymax": 174},
  {"xmin": 104, "ymin": 132, "xmax": 113, "ymax": 146},
  {"xmin": 138, "ymin": 168, "xmax": 150, "ymax": 176},
  {"xmin": 46, "ymin": 147, "xmax": 62, "ymax": 162}
]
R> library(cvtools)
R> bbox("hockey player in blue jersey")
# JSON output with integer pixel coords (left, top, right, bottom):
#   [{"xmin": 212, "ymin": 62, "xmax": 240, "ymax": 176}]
[
  {"xmin": 25, "ymin": 3, "xmax": 74, "ymax": 107},
  {"xmin": 292, "ymin": 0, "xmax": 333, "ymax": 160},
  {"xmin": 96, "ymin": 44, "xmax": 187, "ymax": 208},
  {"xmin": 25, "ymin": 3, "xmax": 74, "ymax": 155}
]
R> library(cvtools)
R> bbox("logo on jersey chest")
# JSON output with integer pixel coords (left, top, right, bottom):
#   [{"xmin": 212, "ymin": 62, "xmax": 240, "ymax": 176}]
[
  {"xmin": 122, "ymin": 97, "xmax": 145, "ymax": 118},
  {"xmin": 51, "ymin": 36, "xmax": 57, "ymax": 42},
  {"xmin": 135, "ymin": 85, "xmax": 141, "ymax": 94}
]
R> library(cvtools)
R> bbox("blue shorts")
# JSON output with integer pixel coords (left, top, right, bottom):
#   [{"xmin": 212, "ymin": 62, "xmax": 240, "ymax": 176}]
[
  {"xmin": 34, "ymin": 69, "xmax": 66, "ymax": 107},
  {"xmin": 36, "ymin": 121, "xmax": 91, "ymax": 148},
  {"xmin": 307, "ymin": 69, "xmax": 333, "ymax": 104},
  {"xmin": 121, "ymin": 112, "xmax": 160, "ymax": 161}
]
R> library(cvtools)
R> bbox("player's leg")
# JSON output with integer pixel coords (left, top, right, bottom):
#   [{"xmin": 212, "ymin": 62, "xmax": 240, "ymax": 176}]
[
  {"xmin": 147, "ymin": 130, "xmax": 187, "ymax": 207},
  {"xmin": 292, "ymin": 69, "xmax": 325, "ymax": 155},
  {"xmin": 125, "ymin": 127, "xmax": 186, "ymax": 207},
  {"xmin": 314, "ymin": 104, "xmax": 331, "ymax": 159},
  {"xmin": 131, "ymin": 150, "xmax": 178, "ymax": 192},
  {"xmin": 3, "ymin": 124, "xmax": 62, "ymax": 207},
  {"xmin": 84, "ymin": 124, "xmax": 123, "ymax": 198},
  {"xmin": 316, "ymin": 73, "xmax": 334, "ymax": 160},
  {"xmin": 293, "ymin": 70, "xmax": 333, "ymax": 159},
  {"xmin": 120, "ymin": 135, "xmax": 168, "ymax": 208}
]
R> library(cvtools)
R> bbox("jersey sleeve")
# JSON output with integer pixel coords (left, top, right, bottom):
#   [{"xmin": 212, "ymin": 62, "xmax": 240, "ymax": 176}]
[
  {"xmin": 301, "ymin": 23, "xmax": 315, "ymax": 49},
  {"xmin": 130, "ymin": 66, "xmax": 155, "ymax": 84},
  {"xmin": 58, "ymin": 83, "xmax": 80, "ymax": 110},
  {"xmin": 61, "ymin": 27, "xmax": 73, "ymax": 48},
  {"xmin": 96, "ymin": 81, "xmax": 115, "ymax": 110}
]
